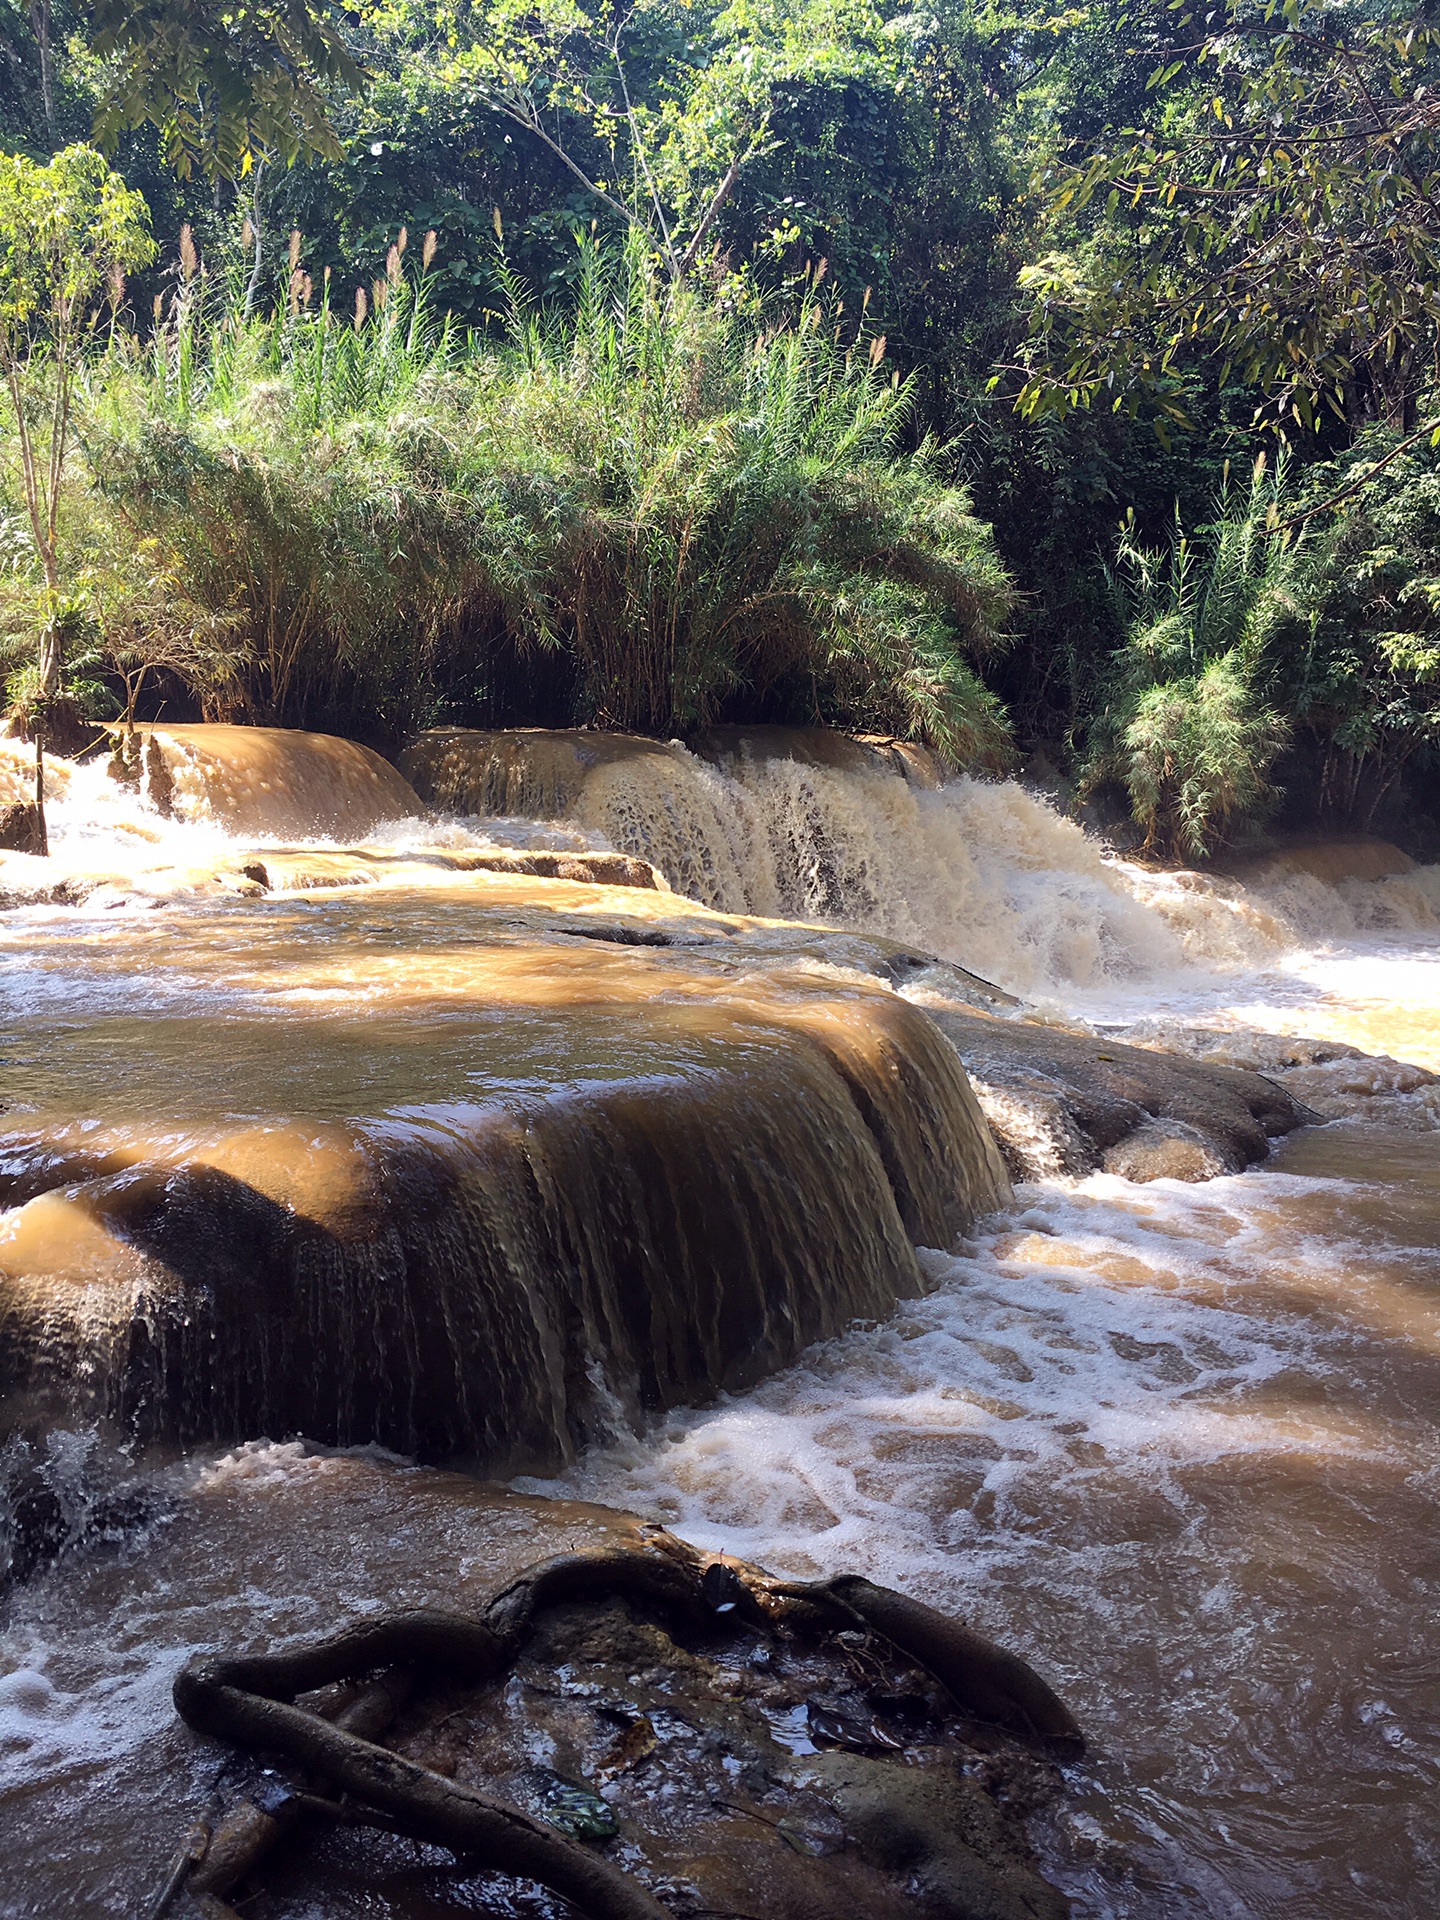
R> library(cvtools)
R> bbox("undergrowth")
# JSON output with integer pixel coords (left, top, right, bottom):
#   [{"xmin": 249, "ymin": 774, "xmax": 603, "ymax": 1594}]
[{"xmin": 3, "ymin": 226, "xmax": 1016, "ymax": 759}]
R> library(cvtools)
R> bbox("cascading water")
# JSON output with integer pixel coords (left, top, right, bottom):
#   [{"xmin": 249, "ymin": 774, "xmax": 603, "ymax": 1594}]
[
  {"xmin": 409, "ymin": 726, "xmax": 1440, "ymax": 1915},
  {"xmin": 405, "ymin": 726, "xmax": 1440, "ymax": 1058},
  {"xmin": 3, "ymin": 721, "xmax": 1439, "ymax": 1918}
]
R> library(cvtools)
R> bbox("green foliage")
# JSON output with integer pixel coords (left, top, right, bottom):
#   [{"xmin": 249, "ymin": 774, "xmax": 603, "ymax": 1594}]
[
  {"xmin": 460, "ymin": 237, "xmax": 1013, "ymax": 747},
  {"xmin": 1085, "ymin": 460, "xmax": 1301, "ymax": 857},
  {"xmin": 0, "ymin": 143, "xmax": 153, "ymax": 346},
  {"xmin": 0, "ymin": 142, "xmax": 154, "ymax": 720},
  {"xmin": 50, "ymin": 227, "xmax": 1011, "ymax": 753},
  {"xmin": 1017, "ymin": 0, "xmax": 1440, "ymax": 438},
  {"xmin": 90, "ymin": 1, "xmax": 367, "ymax": 181},
  {"xmin": 0, "ymin": 2, "xmax": 1433, "ymax": 847},
  {"xmin": 1282, "ymin": 427, "xmax": 1440, "ymax": 824},
  {"xmin": 386, "ymin": 0, "xmax": 908, "ymax": 278}
]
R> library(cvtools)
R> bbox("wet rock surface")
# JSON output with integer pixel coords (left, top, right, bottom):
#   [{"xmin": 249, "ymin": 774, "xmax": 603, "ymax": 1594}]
[
  {"xmin": 915, "ymin": 1006, "xmax": 1310, "ymax": 1183},
  {"xmin": 1129, "ymin": 1026, "xmax": 1440, "ymax": 1131},
  {"xmin": 0, "ymin": 877, "xmax": 1009, "ymax": 1463},
  {"xmin": 0, "ymin": 803, "xmax": 44, "ymax": 855},
  {"xmin": 220, "ymin": 1587, "xmax": 1070, "ymax": 1920}
]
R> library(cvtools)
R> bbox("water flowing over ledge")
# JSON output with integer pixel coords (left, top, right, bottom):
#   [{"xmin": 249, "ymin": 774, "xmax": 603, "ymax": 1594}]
[
  {"xmin": 5, "ymin": 719, "xmax": 1440, "ymax": 1919},
  {"xmin": 0, "ymin": 863, "xmax": 1009, "ymax": 1466},
  {"xmin": 4, "ymin": 719, "xmax": 1431, "ymax": 1470}
]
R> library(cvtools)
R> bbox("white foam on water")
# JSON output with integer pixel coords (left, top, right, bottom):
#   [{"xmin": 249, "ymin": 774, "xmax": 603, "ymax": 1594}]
[
  {"xmin": 0, "ymin": 1442, "xmax": 395, "ymax": 1798},
  {"xmin": 561, "ymin": 747, "xmax": 1440, "ymax": 1034},
  {"xmin": 0, "ymin": 1628, "xmax": 188, "ymax": 1792},
  {"xmin": 532, "ymin": 1158, "xmax": 1440, "ymax": 1915},
  {"xmin": 7, "ymin": 733, "xmax": 1440, "ymax": 1914},
  {"xmin": 529, "ymin": 1168, "xmax": 1403, "ymax": 1569}
]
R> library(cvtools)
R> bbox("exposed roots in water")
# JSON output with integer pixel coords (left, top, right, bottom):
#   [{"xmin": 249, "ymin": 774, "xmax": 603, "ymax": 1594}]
[{"xmin": 166, "ymin": 1527, "xmax": 1082, "ymax": 1918}]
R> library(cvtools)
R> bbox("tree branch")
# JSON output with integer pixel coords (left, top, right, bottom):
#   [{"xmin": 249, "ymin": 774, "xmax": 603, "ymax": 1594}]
[{"xmin": 1274, "ymin": 415, "xmax": 1440, "ymax": 527}]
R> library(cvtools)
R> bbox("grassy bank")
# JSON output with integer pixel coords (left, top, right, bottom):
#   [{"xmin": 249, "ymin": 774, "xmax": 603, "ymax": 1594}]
[{"xmin": 2, "ymin": 233, "xmax": 1014, "ymax": 767}]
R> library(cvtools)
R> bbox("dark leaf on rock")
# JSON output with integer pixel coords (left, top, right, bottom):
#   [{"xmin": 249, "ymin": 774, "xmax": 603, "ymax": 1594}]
[
  {"xmin": 529, "ymin": 1769, "xmax": 620, "ymax": 1842},
  {"xmin": 599, "ymin": 1715, "xmax": 657, "ymax": 1778},
  {"xmin": 702, "ymin": 1561, "xmax": 744, "ymax": 1613}
]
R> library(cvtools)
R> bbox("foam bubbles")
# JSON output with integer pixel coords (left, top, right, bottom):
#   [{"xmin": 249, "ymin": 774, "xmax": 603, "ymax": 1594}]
[{"xmin": 533, "ymin": 1150, "xmax": 1440, "ymax": 1916}]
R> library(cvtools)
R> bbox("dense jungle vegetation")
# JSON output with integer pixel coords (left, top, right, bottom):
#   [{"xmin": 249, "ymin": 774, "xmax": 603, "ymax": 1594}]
[{"xmin": 0, "ymin": 0, "xmax": 1438, "ymax": 856}]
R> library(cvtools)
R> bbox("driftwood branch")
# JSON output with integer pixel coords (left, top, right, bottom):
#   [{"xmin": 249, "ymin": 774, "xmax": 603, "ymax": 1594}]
[{"xmin": 185, "ymin": 1669, "xmax": 413, "ymax": 1901}]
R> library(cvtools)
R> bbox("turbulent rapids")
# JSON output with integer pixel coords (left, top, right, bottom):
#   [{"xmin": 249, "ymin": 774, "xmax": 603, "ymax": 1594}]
[{"xmin": 2, "ymin": 720, "xmax": 1440, "ymax": 1919}]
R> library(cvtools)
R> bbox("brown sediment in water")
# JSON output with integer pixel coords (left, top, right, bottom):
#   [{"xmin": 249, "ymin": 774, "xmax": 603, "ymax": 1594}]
[
  {"xmin": 1218, "ymin": 835, "xmax": 1416, "ymax": 887},
  {"xmin": 0, "ymin": 843, "xmax": 667, "ymax": 909},
  {"xmin": 0, "ymin": 872, "xmax": 1009, "ymax": 1465},
  {"xmin": 399, "ymin": 727, "xmax": 679, "ymax": 820},
  {"xmin": 133, "ymin": 724, "xmax": 427, "ymax": 838},
  {"xmin": 691, "ymin": 724, "xmax": 948, "ymax": 788},
  {"xmin": 397, "ymin": 722, "xmax": 951, "ymax": 825},
  {"xmin": 8, "ymin": 726, "xmax": 1440, "ymax": 1918},
  {"xmin": 398, "ymin": 725, "xmax": 964, "ymax": 919}
]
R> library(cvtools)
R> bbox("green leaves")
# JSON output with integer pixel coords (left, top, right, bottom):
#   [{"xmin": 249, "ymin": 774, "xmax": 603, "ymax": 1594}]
[
  {"xmin": 1016, "ymin": 0, "xmax": 1440, "ymax": 439},
  {"xmin": 67, "ymin": 228, "xmax": 1012, "ymax": 751},
  {"xmin": 0, "ymin": 147, "xmax": 153, "ymax": 349},
  {"xmin": 1087, "ymin": 457, "xmax": 1302, "ymax": 854},
  {"xmin": 90, "ymin": 2, "xmax": 368, "ymax": 181},
  {"xmin": 420, "ymin": 0, "xmax": 908, "ymax": 275}
]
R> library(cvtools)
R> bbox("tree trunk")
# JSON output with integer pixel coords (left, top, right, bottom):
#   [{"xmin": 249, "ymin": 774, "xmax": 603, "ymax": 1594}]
[
  {"xmin": 28, "ymin": 0, "xmax": 52, "ymax": 135},
  {"xmin": 32, "ymin": 581, "xmax": 61, "ymax": 855},
  {"xmin": 31, "ymin": 729, "xmax": 48, "ymax": 855},
  {"xmin": 243, "ymin": 167, "xmax": 266, "ymax": 317}
]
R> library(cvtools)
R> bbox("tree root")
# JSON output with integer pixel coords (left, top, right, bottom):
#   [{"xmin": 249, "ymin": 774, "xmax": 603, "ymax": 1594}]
[
  {"xmin": 169, "ymin": 1525, "xmax": 1084, "ymax": 1916},
  {"xmin": 181, "ymin": 1669, "xmax": 413, "ymax": 1901},
  {"xmin": 175, "ymin": 1672, "xmax": 671, "ymax": 1920},
  {"xmin": 817, "ymin": 1574, "xmax": 1084, "ymax": 1758}
]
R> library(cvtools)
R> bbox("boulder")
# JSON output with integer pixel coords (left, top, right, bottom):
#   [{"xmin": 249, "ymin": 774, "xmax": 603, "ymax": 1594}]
[{"xmin": 0, "ymin": 803, "xmax": 44, "ymax": 855}]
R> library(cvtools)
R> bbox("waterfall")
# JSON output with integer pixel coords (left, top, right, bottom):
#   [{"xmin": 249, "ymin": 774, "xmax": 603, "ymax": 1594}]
[
  {"xmin": 406, "ymin": 727, "xmax": 1440, "ymax": 1000},
  {"xmin": 0, "ymin": 864, "xmax": 1008, "ymax": 1466},
  {"xmin": 7, "ymin": 718, "xmax": 1437, "ymax": 1467}
]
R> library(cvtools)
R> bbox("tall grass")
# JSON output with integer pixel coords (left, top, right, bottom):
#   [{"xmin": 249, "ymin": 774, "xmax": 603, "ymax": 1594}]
[
  {"xmin": 14, "ymin": 226, "xmax": 1015, "ymax": 756},
  {"xmin": 457, "ymin": 238, "xmax": 1014, "ymax": 751},
  {"xmin": 1085, "ymin": 459, "xmax": 1304, "ymax": 858}
]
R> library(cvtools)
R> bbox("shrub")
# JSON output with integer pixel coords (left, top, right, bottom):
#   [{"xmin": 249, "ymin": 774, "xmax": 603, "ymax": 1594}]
[
  {"xmin": 42, "ymin": 227, "xmax": 1015, "ymax": 756},
  {"xmin": 1086, "ymin": 459, "xmax": 1302, "ymax": 858}
]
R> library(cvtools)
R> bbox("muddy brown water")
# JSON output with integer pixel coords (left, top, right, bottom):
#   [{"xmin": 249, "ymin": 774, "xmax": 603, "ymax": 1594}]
[
  {"xmin": 3, "ymin": 1121, "xmax": 1438, "ymax": 1918},
  {"xmin": 3, "ymin": 733, "xmax": 1440, "ymax": 1917},
  {"xmin": 541, "ymin": 1121, "xmax": 1440, "ymax": 1918}
]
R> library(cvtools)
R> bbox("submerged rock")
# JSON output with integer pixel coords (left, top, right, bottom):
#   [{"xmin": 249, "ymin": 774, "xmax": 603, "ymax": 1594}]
[
  {"xmin": 0, "ymin": 882, "xmax": 1009, "ymax": 1465},
  {"xmin": 1131, "ymin": 1025, "xmax": 1440, "ymax": 1131},
  {"xmin": 223, "ymin": 1569, "xmax": 1071, "ymax": 1920},
  {"xmin": 1101, "ymin": 1118, "xmax": 1229, "ymax": 1183},
  {"xmin": 0, "ymin": 803, "xmax": 44, "ymax": 855}
]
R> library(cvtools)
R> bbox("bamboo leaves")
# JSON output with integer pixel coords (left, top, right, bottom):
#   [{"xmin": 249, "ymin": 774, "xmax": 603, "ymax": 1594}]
[{"xmin": 1017, "ymin": 0, "xmax": 1440, "ymax": 439}]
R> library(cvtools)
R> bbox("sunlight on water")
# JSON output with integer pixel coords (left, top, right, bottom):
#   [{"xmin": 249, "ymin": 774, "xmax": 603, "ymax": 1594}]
[{"xmin": 3, "ymin": 726, "xmax": 1439, "ymax": 1917}]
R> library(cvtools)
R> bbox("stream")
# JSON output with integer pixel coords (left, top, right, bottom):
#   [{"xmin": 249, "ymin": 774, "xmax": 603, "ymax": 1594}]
[{"xmin": 1, "ymin": 730, "xmax": 1437, "ymax": 1918}]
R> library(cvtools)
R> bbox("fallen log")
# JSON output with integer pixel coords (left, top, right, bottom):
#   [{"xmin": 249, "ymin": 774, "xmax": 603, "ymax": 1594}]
[{"xmin": 186, "ymin": 1669, "xmax": 413, "ymax": 1901}]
